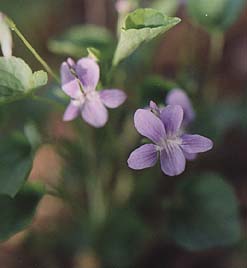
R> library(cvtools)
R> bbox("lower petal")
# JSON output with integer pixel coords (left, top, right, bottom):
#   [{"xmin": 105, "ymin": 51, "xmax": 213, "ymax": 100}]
[
  {"xmin": 63, "ymin": 102, "xmax": 80, "ymax": 121},
  {"xmin": 99, "ymin": 89, "xmax": 127, "ymax": 108},
  {"xmin": 127, "ymin": 144, "xmax": 158, "ymax": 170},
  {"xmin": 81, "ymin": 98, "xmax": 108, "ymax": 128},
  {"xmin": 160, "ymin": 145, "xmax": 186, "ymax": 176},
  {"xmin": 181, "ymin": 134, "xmax": 213, "ymax": 154}
]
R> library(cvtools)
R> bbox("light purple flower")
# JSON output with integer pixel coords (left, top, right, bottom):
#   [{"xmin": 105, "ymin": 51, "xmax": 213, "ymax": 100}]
[
  {"xmin": 60, "ymin": 57, "xmax": 127, "ymax": 128},
  {"xmin": 127, "ymin": 105, "xmax": 213, "ymax": 176},
  {"xmin": 166, "ymin": 88, "xmax": 195, "ymax": 127}
]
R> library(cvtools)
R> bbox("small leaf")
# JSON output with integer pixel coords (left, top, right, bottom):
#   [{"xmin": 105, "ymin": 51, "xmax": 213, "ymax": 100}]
[
  {"xmin": 32, "ymin": 70, "xmax": 48, "ymax": 88},
  {"xmin": 187, "ymin": 0, "xmax": 246, "ymax": 31},
  {"xmin": 0, "ymin": 182, "xmax": 44, "ymax": 242},
  {"xmin": 48, "ymin": 24, "xmax": 114, "ymax": 58},
  {"xmin": 0, "ymin": 132, "xmax": 34, "ymax": 197},
  {"xmin": 170, "ymin": 173, "xmax": 241, "ymax": 251},
  {"xmin": 113, "ymin": 8, "xmax": 181, "ymax": 66},
  {"xmin": 0, "ymin": 56, "xmax": 48, "ymax": 104}
]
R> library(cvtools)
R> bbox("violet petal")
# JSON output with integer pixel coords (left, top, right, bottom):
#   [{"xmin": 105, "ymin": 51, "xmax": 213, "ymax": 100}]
[
  {"xmin": 76, "ymin": 58, "xmax": 99, "ymax": 92},
  {"xmin": 180, "ymin": 134, "xmax": 213, "ymax": 154},
  {"xmin": 134, "ymin": 109, "xmax": 166, "ymax": 144},
  {"xmin": 160, "ymin": 105, "xmax": 183, "ymax": 136},
  {"xmin": 60, "ymin": 62, "xmax": 82, "ymax": 98},
  {"xmin": 81, "ymin": 98, "xmax": 108, "ymax": 128},
  {"xmin": 127, "ymin": 144, "xmax": 158, "ymax": 170},
  {"xmin": 166, "ymin": 89, "xmax": 195, "ymax": 126},
  {"xmin": 99, "ymin": 89, "xmax": 127, "ymax": 108},
  {"xmin": 63, "ymin": 101, "xmax": 80, "ymax": 121},
  {"xmin": 160, "ymin": 145, "xmax": 186, "ymax": 176}
]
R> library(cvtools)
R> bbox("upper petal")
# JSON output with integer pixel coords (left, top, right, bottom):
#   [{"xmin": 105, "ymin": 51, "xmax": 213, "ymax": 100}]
[
  {"xmin": 60, "ymin": 62, "xmax": 82, "ymax": 98},
  {"xmin": 160, "ymin": 105, "xmax": 183, "ymax": 136},
  {"xmin": 180, "ymin": 134, "xmax": 213, "ymax": 154},
  {"xmin": 134, "ymin": 109, "xmax": 166, "ymax": 144},
  {"xmin": 63, "ymin": 101, "xmax": 80, "ymax": 121},
  {"xmin": 76, "ymin": 57, "xmax": 100, "ymax": 92},
  {"xmin": 160, "ymin": 144, "xmax": 186, "ymax": 176},
  {"xmin": 127, "ymin": 144, "xmax": 158, "ymax": 170},
  {"xmin": 81, "ymin": 97, "xmax": 108, "ymax": 128},
  {"xmin": 166, "ymin": 88, "xmax": 195, "ymax": 126},
  {"xmin": 99, "ymin": 89, "xmax": 127, "ymax": 108}
]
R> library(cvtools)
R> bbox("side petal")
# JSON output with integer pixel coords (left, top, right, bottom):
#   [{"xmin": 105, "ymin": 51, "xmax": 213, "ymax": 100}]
[
  {"xmin": 134, "ymin": 109, "xmax": 166, "ymax": 144},
  {"xmin": 76, "ymin": 58, "xmax": 100, "ymax": 92},
  {"xmin": 63, "ymin": 102, "xmax": 80, "ymax": 121},
  {"xmin": 81, "ymin": 98, "xmax": 108, "ymax": 128},
  {"xmin": 160, "ymin": 105, "xmax": 184, "ymax": 136},
  {"xmin": 160, "ymin": 145, "xmax": 186, "ymax": 176},
  {"xmin": 99, "ymin": 89, "xmax": 127, "ymax": 108},
  {"xmin": 127, "ymin": 144, "xmax": 158, "ymax": 170},
  {"xmin": 180, "ymin": 134, "xmax": 213, "ymax": 154},
  {"xmin": 60, "ymin": 62, "xmax": 82, "ymax": 98},
  {"xmin": 166, "ymin": 88, "xmax": 195, "ymax": 126}
]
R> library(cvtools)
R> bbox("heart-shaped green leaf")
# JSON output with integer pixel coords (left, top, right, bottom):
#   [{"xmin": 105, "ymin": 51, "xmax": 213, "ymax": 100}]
[
  {"xmin": 0, "ymin": 182, "xmax": 44, "ymax": 242},
  {"xmin": 0, "ymin": 132, "xmax": 34, "ymax": 197},
  {"xmin": 113, "ymin": 8, "xmax": 181, "ymax": 66},
  {"xmin": 0, "ymin": 56, "xmax": 48, "ymax": 104},
  {"xmin": 170, "ymin": 173, "xmax": 241, "ymax": 251},
  {"xmin": 48, "ymin": 24, "xmax": 114, "ymax": 58}
]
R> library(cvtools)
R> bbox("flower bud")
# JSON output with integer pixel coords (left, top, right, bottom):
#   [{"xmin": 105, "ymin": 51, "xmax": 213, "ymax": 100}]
[{"xmin": 0, "ymin": 12, "xmax": 12, "ymax": 57}]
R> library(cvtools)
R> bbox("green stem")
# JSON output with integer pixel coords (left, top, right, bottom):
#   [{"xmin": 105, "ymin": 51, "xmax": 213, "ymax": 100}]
[
  {"xmin": 209, "ymin": 30, "xmax": 224, "ymax": 67},
  {"xmin": 203, "ymin": 30, "xmax": 225, "ymax": 103},
  {"xmin": 4, "ymin": 16, "xmax": 60, "ymax": 83}
]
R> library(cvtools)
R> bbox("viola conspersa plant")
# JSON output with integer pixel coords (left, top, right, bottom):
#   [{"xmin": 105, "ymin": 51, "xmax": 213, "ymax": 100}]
[{"xmin": 0, "ymin": 2, "xmax": 243, "ymax": 263}]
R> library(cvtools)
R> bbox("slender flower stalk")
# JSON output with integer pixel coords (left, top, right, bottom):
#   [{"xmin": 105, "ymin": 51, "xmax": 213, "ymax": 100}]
[{"xmin": 3, "ymin": 15, "xmax": 59, "ymax": 83}]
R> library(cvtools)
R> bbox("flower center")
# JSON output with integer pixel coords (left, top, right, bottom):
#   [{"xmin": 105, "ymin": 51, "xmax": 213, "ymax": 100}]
[
  {"xmin": 157, "ymin": 135, "xmax": 181, "ymax": 151},
  {"xmin": 86, "ymin": 90, "xmax": 99, "ymax": 101}
]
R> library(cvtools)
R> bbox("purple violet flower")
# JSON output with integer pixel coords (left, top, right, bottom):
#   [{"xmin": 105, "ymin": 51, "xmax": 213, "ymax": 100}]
[
  {"xmin": 127, "ymin": 105, "xmax": 213, "ymax": 176},
  {"xmin": 166, "ymin": 88, "xmax": 195, "ymax": 127},
  {"xmin": 60, "ymin": 57, "xmax": 127, "ymax": 128}
]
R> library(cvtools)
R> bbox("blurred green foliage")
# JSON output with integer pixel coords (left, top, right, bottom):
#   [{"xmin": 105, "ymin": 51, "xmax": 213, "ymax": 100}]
[
  {"xmin": 187, "ymin": 0, "xmax": 246, "ymax": 31},
  {"xmin": 0, "ymin": 132, "xmax": 33, "ymax": 197},
  {"xmin": 0, "ymin": 182, "xmax": 44, "ymax": 242},
  {"xmin": 170, "ymin": 173, "xmax": 241, "ymax": 250}
]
